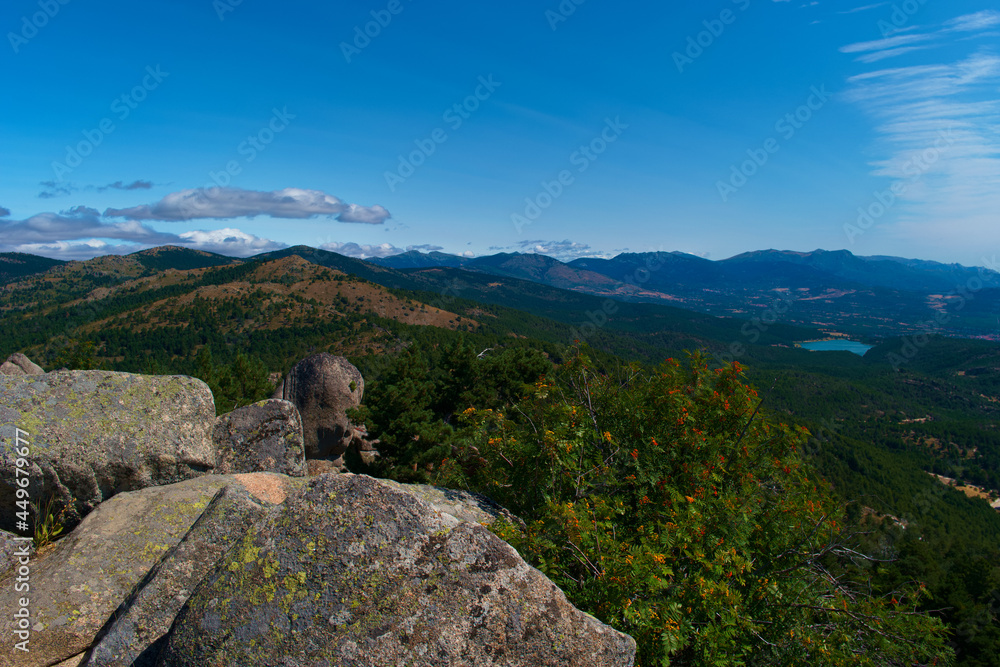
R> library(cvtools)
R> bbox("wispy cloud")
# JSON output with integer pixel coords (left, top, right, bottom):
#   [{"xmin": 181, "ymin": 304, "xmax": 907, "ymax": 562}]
[
  {"xmin": 838, "ymin": 3, "xmax": 889, "ymax": 14},
  {"xmin": 843, "ymin": 12, "xmax": 1000, "ymax": 252},
  {"xmin": 97, "ymin": 179, "xmax": 155, "ymax": 192},
  {"xmin": 105, "ymin": 187, "xmax": 391, "ymax": 224},
  {"xmin": 37, "ymin": 179, "xmax": 157, "ymax": 199},
  {"xmin": 854, "ymin": 46, "xmax": 929, "ymax": 63},
  {"xmin": 945, "ymin": 10, "xmax": 1000, "ymax": 32},
  {"xmin": 38, "ymin": 180, "xmax": 77, "ymax": 199},
  {"xmin": 841, "ymin": 10, "xmax": 1000, "ymax": 61}
]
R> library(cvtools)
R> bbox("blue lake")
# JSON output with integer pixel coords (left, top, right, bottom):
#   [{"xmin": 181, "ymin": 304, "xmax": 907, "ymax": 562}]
[{"xmin": 800, "ymin": 340, "xmax": 873, "ymax": 356}]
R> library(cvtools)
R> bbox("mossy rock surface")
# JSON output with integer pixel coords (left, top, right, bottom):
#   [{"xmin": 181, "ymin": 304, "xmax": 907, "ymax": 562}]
[
  {"xmin": 82, "ymin": 481, "xmax": 292, "ymax": 667},
  {"xmin": 0, "ymin": 473, "xmax": 301, "ymax": 667},
  {"xmin": 0, "ymin": 475, "xmax": 227, "ymax": 667},
  {"xmin": 379, "ymin": 479, "xmax": 523, "ymax": 529},
  {"xmin": 158, "ymin": 473, "xmax": 636, "ymax": 666},
  {"xmin": 0, "ymin": 371, "xmax": 217, "ymax": 533},
  {"xmin": 212, "ymin": 399, "xmax": 306, "ymax": 477}
]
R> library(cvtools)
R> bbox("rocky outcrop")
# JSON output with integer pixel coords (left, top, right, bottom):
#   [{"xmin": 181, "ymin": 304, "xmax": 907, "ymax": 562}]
[
  {"xmin": 81, "ymin": 483, "xmax": 281, "ymax": 667},
  {"xmin": 157, "ymin": 474, "xmax": 636, "ymax": 666},
  {"xmin": 0, "ymin": 372, "xmax": 217, "ymax": 533},
  {"xmin": 0, "ymin": 352, "xmax": 44, "ymax": 376},
  {"xmin": 379, "ymin": 478, "xmax": 524, "ymax": 529},
  {"xmin": 0, "ymin": 474, "xmax": 301, "ymax": 667},
  {"xmin": 271, "ymin": 353, "xmax": 371, "ymax": 467},
  {"xmin": 0, "ymin": 471, "xmax": 633, "ymax": 666},
  {"xmin": 212, "ymin": 399, "xmax": 306, "ymax": 477}
]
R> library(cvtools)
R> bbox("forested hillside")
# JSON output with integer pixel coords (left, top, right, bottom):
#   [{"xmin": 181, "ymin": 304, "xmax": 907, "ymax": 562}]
[{"xmin": 2, "ymin": 246, "xmax": 998, "ymax": 664}]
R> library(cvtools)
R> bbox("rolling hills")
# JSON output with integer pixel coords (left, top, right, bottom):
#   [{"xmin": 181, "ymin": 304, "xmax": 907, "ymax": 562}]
[{"xmin": 2, "ymin": 243, "xmax": 1000, "ymax": 662}]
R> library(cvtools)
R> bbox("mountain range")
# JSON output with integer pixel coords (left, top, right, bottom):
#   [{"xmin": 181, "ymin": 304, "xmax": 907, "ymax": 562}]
[
  {"xmin": 3, "ymin": 243, "xmax": 999, "ymax": 665},
  {"xmin": 4, "ymin": 246, "xmax": 998, "ymax": 341},
  {"xmin": 371, "ymin": 247, "xmax": 1000, "ymax": 339}
]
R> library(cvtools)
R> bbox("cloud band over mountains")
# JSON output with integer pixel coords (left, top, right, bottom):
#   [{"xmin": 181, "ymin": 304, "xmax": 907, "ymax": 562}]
[
  {"xmin": 1, "ymin": 186, "xmax": 394, "ymax": 259},
  {"xmin": 104, "ymin": 187, "xmax": 391, "ymax": 224}
]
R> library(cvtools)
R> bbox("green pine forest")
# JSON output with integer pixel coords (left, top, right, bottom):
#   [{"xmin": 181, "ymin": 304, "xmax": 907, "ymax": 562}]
[{"xmin": 2, "ymin": 249, "xmax": 998, "ymax": 666}]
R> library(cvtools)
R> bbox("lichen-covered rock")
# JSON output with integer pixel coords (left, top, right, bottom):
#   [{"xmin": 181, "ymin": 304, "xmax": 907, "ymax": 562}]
[
  {"xmin": 271, "ymin": 353, "xmax": 364, "ymax": 465},
  {"xmin": 0, "ymin": 476, "xmax": 227, "ymax": 667},
  {"xmin": 0, "ymin": 371, "xmax": 217, "ymax": 533},
  {"xmin": 157, "ymin": 474, "xmax": 637, "ymax": 666},
  {"xmin": 380, "ymin": 479, "xmax": 523, "ymax": 530},
  {"xmin": 81, "ymin": 483, "xmax": 281, "ymax": 667},
  {"xmin": 212, "ymin": 399, "xmax": 306, "ymax": 477},
  {"xmin": 0, "ymin": 528, "xmax": 33, "ymax": 578},
  {"xmin": 0, "ymin": 352, "xmax": 44, "ymax": 376},
  {"xmin": 0, "ymin": 474, "xmax": 302, "ymax": 667}
]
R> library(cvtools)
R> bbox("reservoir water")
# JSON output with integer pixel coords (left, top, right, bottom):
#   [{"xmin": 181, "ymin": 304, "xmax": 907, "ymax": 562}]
[{"xmin": 800, "ymin": 340, "xmax": 873, "ymax": 356}]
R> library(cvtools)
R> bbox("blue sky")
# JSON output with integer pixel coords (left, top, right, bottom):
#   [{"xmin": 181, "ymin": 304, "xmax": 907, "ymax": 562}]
[{"xmin": 2, "ymin": 0, "xmax": 998, "ymax": 266}]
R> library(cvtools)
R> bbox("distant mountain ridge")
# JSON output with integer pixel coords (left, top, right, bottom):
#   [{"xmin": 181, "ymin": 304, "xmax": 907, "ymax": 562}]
[
  {"xmin": 369, "ymin": 247, "xmax": 1000, "ymax": 339},
  {"xmin": 5, "ymin": 245, "xmax": 998, "ymax": 339},
  {"xmin": 373, "ymin": 247, "xmax": 1000, "ymax": 294}
]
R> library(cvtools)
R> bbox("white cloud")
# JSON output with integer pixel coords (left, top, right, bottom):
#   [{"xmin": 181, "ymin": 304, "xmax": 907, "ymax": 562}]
[
  {"xmin": 105, "ymin": 187, "xmax": 391, "ymax": 224},
  {"xmin": 843, "ymin": 24, "xmax": 1000, "ymax": 253},
  {"xmin": 513, "ymin": 239, "xmax": 610, "ymax": 261},
  {"xmin": 945, "ymin": 10, "xmax": 1000, "ymax": 32},
  {"xmin": 0, "ymin": 206, "xmax": 179, "ymax": 245},
  {"xmin": 841, "ymin": 10, "xmax": 1000, "ymax": 62},
  {"xmin": 840, "ymin": 32, "xmax": 935, "ymax": 55},
  {"xmin": 5, "ymin": 239, "xmax": 139, "ymax": 261},
  {"xmin": 177, "ymin": 228, "xmax": 287, "ymax": 257},
  {"xmin": 336, "ymin": 203, "xmax": 392, "ymax": 224},
  {"xmin": 314, "ymin": 241, "xmax": 452, "ymax": 259},
  {"xmin": 854, "ymin": 46, "xmax": 930, "ymax": 63},
  {"xmin": 838, "ymin": 3, "xmax": 889, "ymax": 14},
  {"xmin": 319, "ymin": 241, "xmax": 406, "ymax": 259}
]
